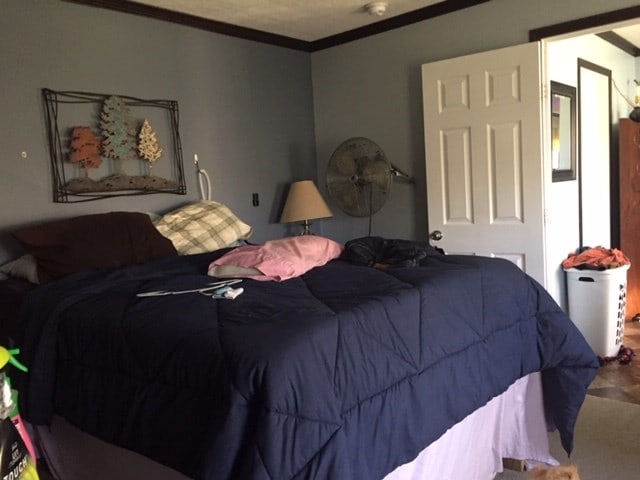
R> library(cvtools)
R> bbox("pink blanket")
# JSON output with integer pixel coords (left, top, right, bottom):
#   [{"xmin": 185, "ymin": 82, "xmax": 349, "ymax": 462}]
[{"xmin": 208, "ymin": 236, "xmax": 343, "ymax": 281}]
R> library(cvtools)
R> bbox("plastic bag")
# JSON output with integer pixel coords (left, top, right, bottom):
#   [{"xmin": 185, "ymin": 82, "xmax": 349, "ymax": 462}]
[{"xmin": 0, "ymin": 348, "xmax": 38, "ymax": 480}]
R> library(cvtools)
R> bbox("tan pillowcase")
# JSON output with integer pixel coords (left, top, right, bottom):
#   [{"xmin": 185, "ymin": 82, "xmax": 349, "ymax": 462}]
[{"xmin": 154, "ymin": 200, "xmax": 253, "ymax": 255}]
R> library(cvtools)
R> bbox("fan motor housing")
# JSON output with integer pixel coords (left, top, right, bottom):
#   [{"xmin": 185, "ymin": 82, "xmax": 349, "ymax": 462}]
[{"xmin": 326, "ymin": 137, "xmax": 392, "ymax": 218}]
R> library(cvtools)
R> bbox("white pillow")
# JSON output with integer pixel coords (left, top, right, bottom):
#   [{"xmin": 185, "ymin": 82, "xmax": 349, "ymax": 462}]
[{"xmin": 0, "ymin": 254, "xmax": 39, "ymax": 284}]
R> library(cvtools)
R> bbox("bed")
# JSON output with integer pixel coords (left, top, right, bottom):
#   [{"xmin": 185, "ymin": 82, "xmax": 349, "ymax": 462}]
[{"xmin": 0, "ymin": 204, "xmax": 599, "ymax": 480}]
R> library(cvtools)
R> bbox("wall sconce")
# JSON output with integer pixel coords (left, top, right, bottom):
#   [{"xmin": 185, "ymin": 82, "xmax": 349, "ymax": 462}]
[{"xmin": 279, "ymin": 180, "xmax": 333, "ymax": 235}]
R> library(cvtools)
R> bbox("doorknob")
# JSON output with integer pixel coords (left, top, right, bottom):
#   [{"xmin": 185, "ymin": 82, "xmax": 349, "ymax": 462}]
[{"xmin": 430, "ymin": 230, "xmax": 443, "ymax": 241}]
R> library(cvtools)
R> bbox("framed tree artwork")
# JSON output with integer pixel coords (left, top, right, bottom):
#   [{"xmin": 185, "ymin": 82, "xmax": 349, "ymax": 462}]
[{"xmin": 42, "ymin": 89, "xmax": 186, "ymax": 203}]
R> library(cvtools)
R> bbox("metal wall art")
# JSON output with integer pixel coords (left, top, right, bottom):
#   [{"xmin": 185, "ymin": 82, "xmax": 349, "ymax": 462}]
[{"xmin": 43, "ymin": 89, "xmax": 186, "ymax": 203}]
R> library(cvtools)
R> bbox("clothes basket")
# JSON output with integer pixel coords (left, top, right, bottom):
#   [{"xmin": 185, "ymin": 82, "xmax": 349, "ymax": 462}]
[{"xmin": 564, "ymin": 264, "xmax": 629, "ymax": 357}]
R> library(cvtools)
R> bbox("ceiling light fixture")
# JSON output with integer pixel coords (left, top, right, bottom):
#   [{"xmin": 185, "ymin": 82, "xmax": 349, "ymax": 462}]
[{"xmin": 365, "ymin": 2, "xmax": 388, "ymax": 16}]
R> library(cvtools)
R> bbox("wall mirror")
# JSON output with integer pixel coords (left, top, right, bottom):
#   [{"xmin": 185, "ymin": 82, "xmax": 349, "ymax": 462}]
[{"xmin": 550, "ymin": 81, "xmax": 576, "ymax": 182}]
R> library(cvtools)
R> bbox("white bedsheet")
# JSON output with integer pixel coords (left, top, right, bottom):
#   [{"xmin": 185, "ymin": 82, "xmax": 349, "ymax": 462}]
[{"xmin": 385, "ymin": 371, "xmax": 557, "ymax": 480}]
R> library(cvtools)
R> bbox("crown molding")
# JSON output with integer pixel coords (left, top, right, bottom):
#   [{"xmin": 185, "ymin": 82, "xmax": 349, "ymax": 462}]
[
  {"xmin": 62, "ymin": 0, "xmax": 312, "ymax": 51},
  {"xmin": 309, "ymin": 0, "xmax": 488, "ymax": 51},
  {"xmin": 597, "ymin": 31, "xmax": 640, "ymax": 57},
  {"xmin": 529, "ymin": 5, "xmax": 640, "ymax": 48},
  {"xmin": 63, "ymin": 0, "xmax": 488, "ymax": 52}
]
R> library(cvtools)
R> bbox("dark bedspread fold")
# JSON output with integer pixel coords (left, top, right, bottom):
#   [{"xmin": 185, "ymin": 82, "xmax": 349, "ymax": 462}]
[{"xmin": 16, "ymin": 251, "xmax": 598, "ymax": 480}]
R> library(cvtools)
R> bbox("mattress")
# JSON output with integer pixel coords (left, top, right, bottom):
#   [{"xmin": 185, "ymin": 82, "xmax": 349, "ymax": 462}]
[
  {"xmin": 34, "ymin": 373, "xmax": 553, "ymax": 480},
  {"xmin": 15, "ymin": 250, "xmax": 598, "ymax": 479}
]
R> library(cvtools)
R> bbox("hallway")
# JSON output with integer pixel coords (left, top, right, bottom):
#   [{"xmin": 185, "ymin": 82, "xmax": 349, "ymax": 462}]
[{"xmin": 587, "ymin": 320, "xmax": 640, "ymax": 404}]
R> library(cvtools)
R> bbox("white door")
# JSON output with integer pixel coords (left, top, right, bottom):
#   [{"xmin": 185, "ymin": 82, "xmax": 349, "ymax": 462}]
[{"xmin": 422, "ymin": 42, "xmax": 547, "ymax": 286}]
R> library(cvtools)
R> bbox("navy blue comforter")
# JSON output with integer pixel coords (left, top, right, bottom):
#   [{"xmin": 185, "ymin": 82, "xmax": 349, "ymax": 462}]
[{"xmin": 17, "ymin": 251, "xmax": 598, "ymax": 479}]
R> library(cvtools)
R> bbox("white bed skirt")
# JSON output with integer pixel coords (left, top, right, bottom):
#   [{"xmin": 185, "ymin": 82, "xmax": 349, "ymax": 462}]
[
  {"xmin": 33, "ymin": 372, "xmax": 555, "ymax": 480},
  {"xmin": 385, "ymin": 371, "xmax": 557, "ymax": 480}
]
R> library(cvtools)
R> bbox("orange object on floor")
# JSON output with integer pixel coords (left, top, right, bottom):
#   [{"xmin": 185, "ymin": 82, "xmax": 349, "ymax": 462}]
[{"xmin": 562, "ymin": 246, "xmax": 630, "ymax": 270}]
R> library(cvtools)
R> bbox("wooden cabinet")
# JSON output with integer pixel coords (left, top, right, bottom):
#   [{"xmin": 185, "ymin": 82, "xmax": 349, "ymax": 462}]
[{"xmin": 619, "ymin": 118, "xmax": 640, "ymax": 319}]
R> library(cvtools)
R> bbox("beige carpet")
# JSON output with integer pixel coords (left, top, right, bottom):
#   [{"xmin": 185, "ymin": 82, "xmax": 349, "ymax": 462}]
[{"xmin": 496, "ymin": 394, "xmax": 639, "ymax": 479}]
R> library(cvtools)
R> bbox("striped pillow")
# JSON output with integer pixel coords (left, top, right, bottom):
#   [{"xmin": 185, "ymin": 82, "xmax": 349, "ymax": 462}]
[{"xmin": 154, "ymin": 201, "xmax": 252, "ymax": 254}]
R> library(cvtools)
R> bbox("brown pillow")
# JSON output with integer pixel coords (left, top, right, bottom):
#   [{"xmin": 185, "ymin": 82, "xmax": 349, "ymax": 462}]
[{"xmin": 14, "ymin": 212, "xmax": 177, "ymax": 283}]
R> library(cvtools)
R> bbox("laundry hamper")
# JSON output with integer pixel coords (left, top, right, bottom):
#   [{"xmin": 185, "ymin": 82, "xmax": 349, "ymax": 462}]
[{"xmin": 564, "ymin": 264, "xmax": 629, "ymax": 357}]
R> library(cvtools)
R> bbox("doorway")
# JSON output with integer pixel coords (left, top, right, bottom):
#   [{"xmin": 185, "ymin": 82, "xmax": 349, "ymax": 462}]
[
  {"xmin": 532, "ymin": 9, "xmax": 639, "ymax": 311},
  {"xmin": 533, "ymin": 7, "xmax": 640, "ymax": 405}
]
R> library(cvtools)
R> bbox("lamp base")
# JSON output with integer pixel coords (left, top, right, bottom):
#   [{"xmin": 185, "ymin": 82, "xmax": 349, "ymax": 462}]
[{"xmin": 299, "ymin": 220, "xmax": 313, "ymax": 235}]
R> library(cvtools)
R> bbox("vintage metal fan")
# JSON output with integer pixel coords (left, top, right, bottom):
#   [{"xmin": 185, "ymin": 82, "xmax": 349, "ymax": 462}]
[
  {"xmin": 326, "ymin": 137, "xmax": 415, "ymax": 234},
  {"xmin": 326, "ymin": 137, "xmax": 393, "ymax": 221}
]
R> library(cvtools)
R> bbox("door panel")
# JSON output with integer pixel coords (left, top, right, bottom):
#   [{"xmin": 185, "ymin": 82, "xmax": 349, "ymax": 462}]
[
  {"xmin": 490, "ymin": 121, "xmax": 523, "ymax": 222},
  {"xmin": 441, "ymin": 127, "xmax": 473, "ymax": 224},
  {"xmin": 422, "ymin": 42, "xmax": 546, "ymax": 285}
]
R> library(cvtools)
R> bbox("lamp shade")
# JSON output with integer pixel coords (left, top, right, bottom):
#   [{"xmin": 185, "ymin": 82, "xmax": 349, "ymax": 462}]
[{"xmin": 280, "ymin": 180, "xmax": 333, "ymax": 224}]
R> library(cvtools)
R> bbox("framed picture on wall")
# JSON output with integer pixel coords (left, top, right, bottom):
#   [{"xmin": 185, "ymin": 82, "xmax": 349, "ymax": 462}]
[{"xmin": 42, "ymin": 89, "xmax": 186, "ymax": 203}]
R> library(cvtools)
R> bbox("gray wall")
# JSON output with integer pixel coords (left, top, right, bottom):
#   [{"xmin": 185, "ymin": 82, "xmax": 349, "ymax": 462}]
[
  {"xmin": 2, "ymin": 0, "xmax": 640, "ymax": 263},
  {"xmin": 0, "ymin": 0, "xmax": 316, "ymax": 262},
  {"xmin": 312, "ymin": 0, "xmax": 640, "ymax": 243}
]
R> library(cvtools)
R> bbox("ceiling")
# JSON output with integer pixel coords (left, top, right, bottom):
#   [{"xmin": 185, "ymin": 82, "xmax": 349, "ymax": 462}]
[
  {"xmin": 611, "ymin": 23, "xmax": 640, "ymax": 51},
  {"xmin": 130, "ymin": 0, "xmax": 446, "ymax": 41},
  {"xmin": 114, "ymin": 1, "xmax": 640, "ymax": 51}
]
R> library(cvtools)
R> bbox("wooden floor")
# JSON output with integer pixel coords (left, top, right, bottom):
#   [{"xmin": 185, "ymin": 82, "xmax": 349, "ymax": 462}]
[{"xmin": 587, "ymin": 319, "xmax": 640, "ymax": 405}]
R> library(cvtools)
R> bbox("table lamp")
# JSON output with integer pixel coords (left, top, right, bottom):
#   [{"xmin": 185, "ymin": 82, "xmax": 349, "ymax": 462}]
[{"xmin": 279, "ymin": 180, "xmax": 333, "ymax": 235}]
